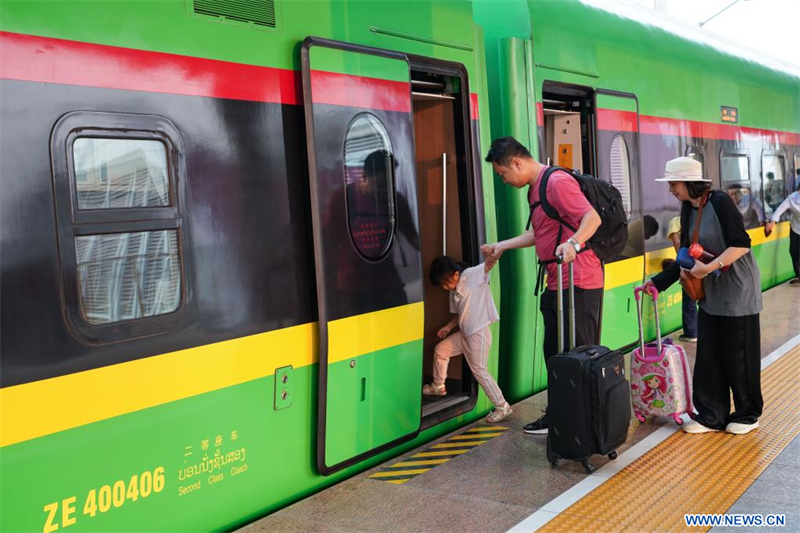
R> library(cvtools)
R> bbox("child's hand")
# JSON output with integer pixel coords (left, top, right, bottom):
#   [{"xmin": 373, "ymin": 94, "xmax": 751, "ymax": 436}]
[
  {"xmin": 437, "ymin": 326, "xmax": 451, "ymax": 339},
  {"xmin": 481, "ymin": 243, "xmax": 504, "ymax": 262}
]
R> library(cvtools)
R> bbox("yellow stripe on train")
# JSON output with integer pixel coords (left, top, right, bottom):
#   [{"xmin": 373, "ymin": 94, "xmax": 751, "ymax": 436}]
[
  {"xmin": 0, "ymin": 302, "xmax": 423, "ymax": 448},
  {"xmin": 604, "ymin": 221, "xmax": 791, "ymax": 289}
]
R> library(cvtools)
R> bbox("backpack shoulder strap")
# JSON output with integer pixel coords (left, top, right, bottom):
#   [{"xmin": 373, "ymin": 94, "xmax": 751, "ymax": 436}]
[
  {"xmin": 692, "ymin": 190, "xmax": 712, "ymax": 244},
  {"xmin": 537, "ymin": 166, "xmax": 577, "ymax": 232}
]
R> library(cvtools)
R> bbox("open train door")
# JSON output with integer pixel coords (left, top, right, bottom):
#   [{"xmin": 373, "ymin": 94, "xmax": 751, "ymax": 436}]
[
  {"xmin": 301, "ymin": 37, "xmax": 425, "ymax": 475},
  {"xmin": 594, "ymin": 90, "xmax": 644, "ymax": 347}
]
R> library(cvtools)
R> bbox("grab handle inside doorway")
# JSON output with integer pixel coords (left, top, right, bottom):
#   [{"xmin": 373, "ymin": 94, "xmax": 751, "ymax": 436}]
[{"xmin": 442, "ymin": 152, "xmax": 447, "ymax": 255}]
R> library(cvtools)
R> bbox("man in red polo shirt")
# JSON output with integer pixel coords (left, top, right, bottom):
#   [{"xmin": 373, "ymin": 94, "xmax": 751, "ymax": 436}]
[{"xmin": 482, "ymin": 137, "xmax": 603, "ymax": 434}]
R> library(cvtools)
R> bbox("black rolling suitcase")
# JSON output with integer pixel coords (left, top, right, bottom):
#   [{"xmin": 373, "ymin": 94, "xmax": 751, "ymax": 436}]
[{"xmin": 546, "ymin": 260, "xmax": 631, "ymax": 473}]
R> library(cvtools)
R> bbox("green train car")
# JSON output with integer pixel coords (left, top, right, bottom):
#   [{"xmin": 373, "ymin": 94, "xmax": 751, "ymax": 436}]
[
  {"xmin": 0, "ymin": 1, "xmax": 797, "ymax": 532},
  {"xmin": 475, "ymin": 0, "xmax": 800, "ymax": 400}
]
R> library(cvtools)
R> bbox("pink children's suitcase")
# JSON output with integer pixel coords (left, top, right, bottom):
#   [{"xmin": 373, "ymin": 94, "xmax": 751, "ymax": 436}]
[{"xmin": 631, "ymin": 286, "xmax": 694, "ymax": 425}]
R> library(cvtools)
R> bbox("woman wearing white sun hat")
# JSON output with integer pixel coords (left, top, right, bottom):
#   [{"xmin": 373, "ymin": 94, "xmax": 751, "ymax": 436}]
[{"xmin": 643, "ymin": 156, "xmax": 763, "ymax": 436}]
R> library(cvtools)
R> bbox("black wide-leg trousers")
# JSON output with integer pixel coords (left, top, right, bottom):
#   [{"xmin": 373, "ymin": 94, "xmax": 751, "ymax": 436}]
[
  {"xmin": 694, "ymin": 310, "xmax": 763, "ymax": 429},
  {"xmin": 790, "ymin": 230, "xmax": 800, "ymax": 279},
  {"xmin": 540, "ymin": 287, "xmax": 603, "ymax": 364}
]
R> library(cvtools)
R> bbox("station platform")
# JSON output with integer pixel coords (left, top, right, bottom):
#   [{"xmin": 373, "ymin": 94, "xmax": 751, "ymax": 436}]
[{"xmin": 240, "ymin": 282, "xmax": 800, "ymax": 533}]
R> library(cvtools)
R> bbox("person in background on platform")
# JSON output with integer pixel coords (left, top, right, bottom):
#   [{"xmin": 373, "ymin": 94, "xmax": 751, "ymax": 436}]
[
  {"xmin": 764, "ymin": 187, "xmax": 800, "ymax": 285},
  {"xmin": 481, "ymin": 137, "xmax": 602, "ymax": 435},
  {"xmin": 644, "ymin": 156, "xmax": 763, "ymax": 435},
  {"xmin": 764, "ymin": 171, "xmax": 784, "ymax": 212},
  {"xmin": 667, "ymin": 215, "xmax": 698, "ymax": 342},
  {"xmin": 726, "ymin": 183, "xmax": 763, "ymax": 229},
  {"xmin": 424, "ymin": 256, "xmax": 513, "ymax": 423}
]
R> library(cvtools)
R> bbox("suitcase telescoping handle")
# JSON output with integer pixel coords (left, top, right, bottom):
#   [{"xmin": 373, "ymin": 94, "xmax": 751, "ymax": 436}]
[
  {"xmin": 634, "ymin": 285, "xmax": 662, "ymax": 360},
  {"xmin": 555, "ymin": 255, "xmax": 576, "ymax": 353}
]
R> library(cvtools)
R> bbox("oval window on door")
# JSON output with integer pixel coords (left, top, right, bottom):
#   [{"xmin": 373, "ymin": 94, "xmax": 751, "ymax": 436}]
[
  {"xmin": 609, "ymin": 134, "xmax": 632, "ymax": 218},
  {"xmin": 344, "ymin": 114, "xmax": 397, "ymax": 260}
]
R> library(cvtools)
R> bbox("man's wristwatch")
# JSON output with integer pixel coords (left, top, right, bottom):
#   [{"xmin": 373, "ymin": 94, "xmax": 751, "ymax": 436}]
[{"xmin": 567, "ymin": 237, "xmax": 581, "ymax": 252}]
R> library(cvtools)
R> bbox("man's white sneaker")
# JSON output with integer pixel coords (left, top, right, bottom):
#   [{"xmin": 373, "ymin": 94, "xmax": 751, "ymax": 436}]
[
  {"xmin": 726, "ymin": 421, "xmax": 759, "ymax": 435},
  {"xmin": 422, "ymin": 383, "xmax": 446, "ymax": 396},
  {"xmin": 683, "ymin": 420, "xmax": 721, "ymax": 434},
  {"xmin": 486, "ymin": 403, "xmax": 512, "ymax": 423}
]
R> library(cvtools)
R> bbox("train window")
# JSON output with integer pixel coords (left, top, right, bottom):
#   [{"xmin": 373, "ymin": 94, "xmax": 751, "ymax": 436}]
[
  {"xmin": 795, "ymin": 153, "xmax": 800, "ymax": 191},
  {"xmin": 721, "ymin": 151, "xmax": 759, "ymax": 227},
  {"xmin": 721, "ymin": 153, "xmax": 749, "ymax": 182},
  {"xmin": 76, "ymin": 230, "xmax": 181, "ymax": 324},
  {"xmin": 609, "ymin": 134, "xmax": 632, "ymax": 217},
  {"xmin": 73, "ymin": 138, "xmax": 170, "ymax": 210},
  {"xmin": 762, "ymin": 153, "xmax": 786, "ymax": 216},
  {"xmin": 50, "ymin": 111, "xmax": 193, "ymax": 343},
  {"xmin": 343, "ymin": 114, "xmax": 396, "ymax": 260}
]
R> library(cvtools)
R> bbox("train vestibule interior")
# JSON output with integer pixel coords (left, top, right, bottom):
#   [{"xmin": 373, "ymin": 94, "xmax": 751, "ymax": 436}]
[
  {"xmin": 410, "ymin": 65, "xmax": 478, "ymax": 424},
  {"xmin": 541, "ymin": 82, "xmax": 597, "ymax": 175}
]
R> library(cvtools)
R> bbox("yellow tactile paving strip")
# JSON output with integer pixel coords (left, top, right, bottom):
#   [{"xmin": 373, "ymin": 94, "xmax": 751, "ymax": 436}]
[
  {"xmin": 540, "ymin": 344, "xmax": 800, "ymax": 533},
  {"xmin": 368, "ymin": 426, "xmax": 509, "ymax": 484}
]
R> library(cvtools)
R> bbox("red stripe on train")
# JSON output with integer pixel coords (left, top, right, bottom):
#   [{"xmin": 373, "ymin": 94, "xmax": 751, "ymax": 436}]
[
  {"xmin": 597, "ymin": 108, "xmax": 800, "ymax": 145},
  {"xmin": 309, "ymin": 70, "xmax": 410, "ymax": 113},
  {"xmin": 597, "ymin": 109, "xmax": 639, "ymax": 132},
  {"xmin": 0, "ymin": 31, "xmax": 302, "ymax": 105}
]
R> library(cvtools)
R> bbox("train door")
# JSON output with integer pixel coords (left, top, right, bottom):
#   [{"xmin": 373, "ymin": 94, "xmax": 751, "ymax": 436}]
[
  {"xmin": 301, "ymin": 38, "xmax": 425, "ymax": 475},
  {"xmin": 594, "ymin": 90, "xmax": 644, "ymax": 348},
  {"xmin": 408, "ymin": 59, "xmax": 480, "ymax": 425}
]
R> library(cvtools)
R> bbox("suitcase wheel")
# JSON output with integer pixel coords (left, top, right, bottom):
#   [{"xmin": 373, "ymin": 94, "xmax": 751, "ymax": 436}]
[
  {"xmin": 582, "ymin": 458, "xmax": 595, "ymax": 473},
  {"xmin": 673, "ymin": 415, "xmax": 684, "ymax": 426},
  {"xmin": 608, "ymin": 451, "xmax": 618, "ymax": 460},
  {"xmin": 635, "ymin": 411, "xmax": 646, "ymax": 424},
  {"xmin": 548, "ymin": 458, "xmax": 559, "ymax": 468}
]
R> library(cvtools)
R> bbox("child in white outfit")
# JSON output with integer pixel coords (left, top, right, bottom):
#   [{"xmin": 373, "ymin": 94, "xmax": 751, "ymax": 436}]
[{"xmin": 423, "ymin": 256, "xmax": 512, "ymax": 423}]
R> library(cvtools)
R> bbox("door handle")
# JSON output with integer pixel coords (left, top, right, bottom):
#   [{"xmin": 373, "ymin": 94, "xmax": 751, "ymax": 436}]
[{"xmin": 442, "ymin": 153, "xmax": 447, "ymax": 255}]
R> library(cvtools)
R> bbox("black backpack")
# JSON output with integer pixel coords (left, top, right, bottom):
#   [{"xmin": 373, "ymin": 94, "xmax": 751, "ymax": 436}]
[{"xmin": 527, "ymin": 166, "xmax": 628, "ymax": 263}]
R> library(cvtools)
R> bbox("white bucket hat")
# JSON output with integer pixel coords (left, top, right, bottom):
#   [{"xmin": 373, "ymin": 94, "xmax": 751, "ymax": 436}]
[{"xmin": 655, "ymin": 156, "xmax": 711, "ymax": 182}]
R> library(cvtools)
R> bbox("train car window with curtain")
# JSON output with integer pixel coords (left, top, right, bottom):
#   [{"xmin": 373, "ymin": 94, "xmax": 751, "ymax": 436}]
[
  {"xmin": 762, "ymin": 153, "xmax": 786, "ymax": 216},
  {"xmin": 72, "ymin": 138, "xmax": 181, "ymax": 325},
  {"xmin": 343, "ymin": 114, "xmax": 396, "ymax": 260}
]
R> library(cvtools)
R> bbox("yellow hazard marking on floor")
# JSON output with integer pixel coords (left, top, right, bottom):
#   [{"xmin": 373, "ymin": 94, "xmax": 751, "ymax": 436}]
[
  {"xmin": 369, "ymin": 468, "xmax": 431, "ymax": 478},
  {"xmin": 450, "ymin": 432, "xmax": 504, "ymax": 440},
  {"xmin": 431, "ymin": 441, "xmax": 486, "ymax": 448},
  {"xmin": 465, "ymin": 426, "xmax": 508, "ymax": 432},
  {"xmin": 391, "ymin": 459, "xmax": 450, "ymax": 467},
  {"xmin": 411, "ymin": 450, "xmax": 469, "ymax": 458},
  {"xmin": 369, "ymin": 426, "xmax": 509, "ymax": 484},
  {"xmin": 539, "ymin": 343, "xmax": 800, "ymax": 533}
]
